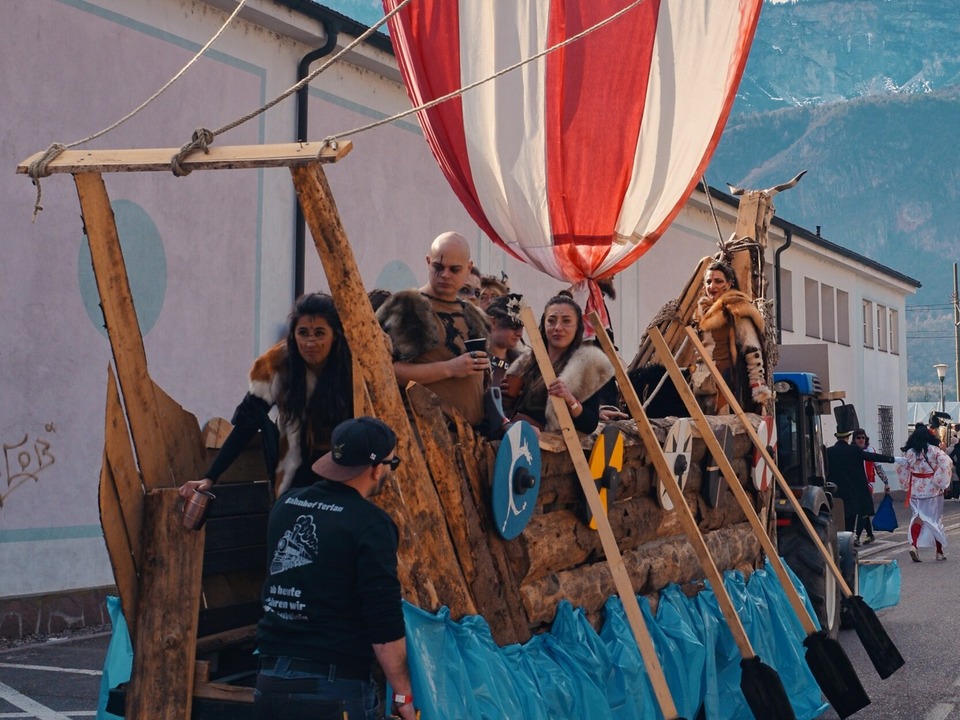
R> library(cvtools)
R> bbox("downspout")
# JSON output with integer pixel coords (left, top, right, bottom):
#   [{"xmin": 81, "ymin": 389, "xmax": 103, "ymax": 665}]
[
  {"xmin": 773, "ymin": 228, "xmax": 793, "ymax": 345},
  {"xmin": 295, "ymin": 19, "xmax": 339, "ymax": 300}
]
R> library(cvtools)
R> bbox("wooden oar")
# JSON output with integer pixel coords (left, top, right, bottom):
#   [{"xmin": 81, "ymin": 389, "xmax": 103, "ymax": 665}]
[
  {"xmin": 678, "ymin": 325, "xmax": 905, "ymax": 680},
  {"xmin": 519, "ymin": 306, "xmax": 686, "ymax": 720},
  {"xmin": 633, "ymin": 321, "xmax": 869, "ymax": 717},
  {"xmin": 588, "ymin": 315, "xmax": 796, "ymax": 720}
]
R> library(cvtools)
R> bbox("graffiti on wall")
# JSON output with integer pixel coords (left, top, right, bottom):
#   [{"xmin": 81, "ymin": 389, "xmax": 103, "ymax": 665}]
[{"xmin": 1, "ymin": 424, "xmax": 56, "ymax": 508}]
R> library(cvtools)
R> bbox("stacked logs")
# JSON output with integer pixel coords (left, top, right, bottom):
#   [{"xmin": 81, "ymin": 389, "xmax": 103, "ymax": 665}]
[{"xmin": 391, "ymin": 397, "xmax": 768, "ymax": 646}]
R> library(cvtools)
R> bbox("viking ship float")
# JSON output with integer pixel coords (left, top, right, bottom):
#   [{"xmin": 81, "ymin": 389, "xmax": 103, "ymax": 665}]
[{"xmin": 17, "ymin": 1, "xmax": 903, "ymax": 718}]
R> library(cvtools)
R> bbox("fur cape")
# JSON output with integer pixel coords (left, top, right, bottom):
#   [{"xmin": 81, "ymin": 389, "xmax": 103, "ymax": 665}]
[
  {"xmin": 695, "ymin": 289, "xmax": 765, "ymax": 352},
  {"xmin": 506, "ymin": 344, "xmax": 614, "ymax": 431},
  {"xmin": 247, "ymin": 340, "xmax": 319, "ymax": 496},
  {"xmin": 377, "ymin": 289, "xmax": 490, "ymax": 361}
]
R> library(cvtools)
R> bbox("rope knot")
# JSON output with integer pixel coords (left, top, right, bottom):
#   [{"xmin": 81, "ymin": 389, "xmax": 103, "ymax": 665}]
[
  {"xmin": 27, "ymin": 143, "xmax": 67, "ymax": 222},
  {"xmin": 171, "ymin": 127, "xmax": 215, "ymax": 177}
]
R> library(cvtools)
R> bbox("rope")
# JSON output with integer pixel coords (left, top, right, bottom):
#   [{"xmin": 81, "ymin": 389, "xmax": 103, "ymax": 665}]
[
  {"xmin": 170, "ymin": 0, "xmax": 415, "ymax": 175},
  {"xmin": 27, "ymin": 0, "xmax": 250, "ymax": 219},
  {"xmin": 322, "ymin": 0, "xmax": 647, "ymax": 144},
  {"xmin": 701, "ymin": 174, "xmax": 725, "ymax": 252}
]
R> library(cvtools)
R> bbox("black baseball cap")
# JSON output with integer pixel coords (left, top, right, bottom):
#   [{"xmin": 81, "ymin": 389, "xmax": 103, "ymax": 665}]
[{"xmin": 312, "ymin": 417, "xmax": 397, "ymax": 482}]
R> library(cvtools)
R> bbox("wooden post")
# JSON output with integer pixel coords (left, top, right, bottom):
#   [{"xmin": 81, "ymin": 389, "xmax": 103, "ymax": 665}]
[
  {"xmin": 74, "ymin": 172, "xmax": 173, "ymax": 490},
  {"xmin": 126, "ymin": 489, "xmax": 205, "ymax": 720},
  {"xmin": 291, "ymin": 162, "xmax": 476, "ymax": 616},
  {"xmin": 519, "ymin": 306, "xmax": 681, "ymax": 720}
]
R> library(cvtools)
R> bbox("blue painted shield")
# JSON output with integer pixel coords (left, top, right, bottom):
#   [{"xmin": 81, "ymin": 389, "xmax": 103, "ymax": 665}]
[{"xmin": 492, "ymin": 421, "xmax": 541, "ymax": 540}]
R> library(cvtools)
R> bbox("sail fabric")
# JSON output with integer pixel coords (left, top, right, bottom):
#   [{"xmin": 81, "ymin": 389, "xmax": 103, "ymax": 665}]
[{"xmin": 384, "ymin": 0, "xmax": 761, "ymax": 292}]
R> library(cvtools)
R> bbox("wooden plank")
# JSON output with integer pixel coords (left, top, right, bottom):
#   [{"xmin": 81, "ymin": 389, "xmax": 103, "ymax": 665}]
[
  {"xmin": 518, "ymin": 305, "xmax": 680, "ymax": 720},
  {"xmin": 198, "ymin": 602, "xmax": 263, "ymax": 638},
  {"xmin": 98, "ymin": 456, "xmax": 139, "ymax": 640},
  {"xmin": 127, "ymin": 489, "xmax": 205, "ymax": 720},
  {"xmin": 203, "ymin": 515, "xmax": 269, "ymax": 553},
  {"xmin": 192, "ymin": 683, "xmax": 255, "ymax": 703},
  {"xmin": 292, "ymin": 161, "xmax": 475, "ymax": 616},
  {"xmin": 202, "ymin": 418, "xmax": 233, "ymax": 449},
  {"xmin": 103, "ymin": 367, "xmax": 144, "ymax": 566},
  {"xmin": 18, "ymin": 141, "xmax": 352, "ymax": 175},
  {"xmin": 194, "ymin": 624, "xmax": 258, "ymax": 655},
  {"xmin": 75, "ymin": 172, "xmax": 173, "ymax": 490},
  {"xmin": 153, "ymin": 379, "xmax": 206, "ymax": 486}
]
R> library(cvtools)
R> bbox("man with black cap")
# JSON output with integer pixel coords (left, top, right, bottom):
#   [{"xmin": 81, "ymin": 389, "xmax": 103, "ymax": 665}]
[
  {"xmin": 827, "ymin": 428, "xmax": 894, "ymax": 541},
  {"xmin": 254, "ymin": 417, "xmax": 417, "ymax": 720}
]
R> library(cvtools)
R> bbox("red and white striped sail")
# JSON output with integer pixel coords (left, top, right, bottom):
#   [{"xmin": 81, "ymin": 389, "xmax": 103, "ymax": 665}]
[{"xmin": 385, "ymin": 0, "xmax": 761, "ymax": 319}]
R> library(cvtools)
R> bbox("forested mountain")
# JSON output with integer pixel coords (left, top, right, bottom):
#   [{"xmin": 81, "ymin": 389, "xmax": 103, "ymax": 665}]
[{"xmin": 708, "ymin": 0, "xmax": 960, "ymax": 399}]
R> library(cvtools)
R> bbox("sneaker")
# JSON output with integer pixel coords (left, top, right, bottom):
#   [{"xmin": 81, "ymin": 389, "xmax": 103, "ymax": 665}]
[
  {"xmin": 863, "ymin": 535, "xmax": 876, "ymax": 545},
  {"xmin": 936, "ymin": 552, "xmax": 947, "ymax": 561},
  {"xmin": 909, "ymin": 546, "xmax": 921, "ymax": 563},
  {"xmin": 854, "ymin": 538, "xmax": 861, "ymax": 547}
]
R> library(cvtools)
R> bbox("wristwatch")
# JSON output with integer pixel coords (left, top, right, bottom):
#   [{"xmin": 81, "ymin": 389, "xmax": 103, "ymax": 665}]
[{"xmin": 392, "ymin": 692, "xmax": 414, "ymax": 707}]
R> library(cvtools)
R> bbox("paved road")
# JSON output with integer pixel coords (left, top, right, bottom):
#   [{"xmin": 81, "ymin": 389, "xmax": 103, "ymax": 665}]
[{"xmin": 2, "ymin": 493, "xmax": 959, "ymax": 719}]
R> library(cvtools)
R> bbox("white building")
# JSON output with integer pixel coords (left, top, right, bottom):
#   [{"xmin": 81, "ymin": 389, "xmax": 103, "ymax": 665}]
[{"xmin": 0, "ymin": 0, "xmax": 917, "ymax": 634}]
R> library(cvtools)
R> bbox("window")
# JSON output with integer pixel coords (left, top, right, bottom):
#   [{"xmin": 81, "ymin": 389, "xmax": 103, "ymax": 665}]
[
  {"xmin": 862, "ymin": 300, "xmax": 874, "ymax": 348},
  {"xmin": 836, "ymin": 290, "xmax": 850, "ymax": 345},
  {"xmin": 877, "ymin": 406, "xmax": 894, "ymax": 455},
  {"xmin": 779, "ymin": 268, "xmax": 794, "ymax": 333},
  {"xmin": 805, "ymin": 277, "xmax": 820, "ymax": 338},
  {"xmin": 877, "ymin": 304, "xmax": 888, "ymax": 352},
  {"xmin": 889, "ymin": 309, "xmax": 899, "ymax": 354},
  {"xmin": 820, "ymin": 284, "xmax": 836, "ymax": 342}
]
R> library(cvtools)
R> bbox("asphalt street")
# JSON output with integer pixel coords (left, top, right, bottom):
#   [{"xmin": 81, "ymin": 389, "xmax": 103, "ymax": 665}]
[{"xmin": 1, "ymin": 491, "xmax": 958, "ymax": 719}]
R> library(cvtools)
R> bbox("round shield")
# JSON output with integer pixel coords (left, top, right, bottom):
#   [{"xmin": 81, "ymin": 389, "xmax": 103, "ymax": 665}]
[
  {"xmin": 492, "ymin": 421, "xmax": 542, "ymax": 540},
  {"xmin": 752, "ymin": 415, "xmax": 778, "ymax": 492},
  {"xmin": 660, "ymin": 419, "xmax": 694, "ymax": 510}
]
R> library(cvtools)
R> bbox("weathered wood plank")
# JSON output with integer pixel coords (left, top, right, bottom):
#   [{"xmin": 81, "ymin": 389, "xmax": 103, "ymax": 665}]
[
  {"xmin": 127, "ymin": 489, "xmax": 205, "ymax": 720},
  {"xmin": 292, "ymin": 161, "xmax": 475, "ymax": 616},
  {"xmin": 18, "ymin": 141, "xmax": 352, "ymax": 174},
  {"xmin": 103, "ymin": 367, "xmax": 144, "ymax": 565},
  {"xmin": 75, "ymin": 172, "xmax": 173, "ymax": 490},
  {"xmin": 98, "ymin": 457, "xmax": 139, "ymax": 641},
  {"xmin": 153, "ymin": 379, "xmax": 206, "ymax": 486}
]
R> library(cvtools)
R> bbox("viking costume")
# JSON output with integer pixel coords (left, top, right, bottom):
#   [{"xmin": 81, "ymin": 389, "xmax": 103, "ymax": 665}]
[
  {"xmin": 895, "ymin": 445, "xmax": 953, "ymax": 553},
  {"xmin": 692, "ymin": 289, "xmax": 771, "ymax": 413},
  {"xmin": 203, "ymin": 341, "xmax": 353, "ymax": 497},
  {"xmin": 377, "ymin": 290, "xmax": 489, "ymax": 425},
  {"xmin": 504, "ymin": 344, "xmax": 614, "ymax": 433}
]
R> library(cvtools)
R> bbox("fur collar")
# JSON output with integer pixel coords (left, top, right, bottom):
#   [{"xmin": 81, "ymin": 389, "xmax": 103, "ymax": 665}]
[
  {"xmin": 507, "ymin": 344, "xmax": 614, "ymax": 431},
  {"xmin": 377, "ymin": 289, "xmax": 489, "ymax": 361},
  {"xmin": 697, "ymin": 290, "xmax": 765, "ymax": 336}
]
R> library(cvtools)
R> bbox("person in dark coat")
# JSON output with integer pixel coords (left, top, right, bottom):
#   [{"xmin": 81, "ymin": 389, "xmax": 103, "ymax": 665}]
[{"xmin": 827, "ymin": 429, "xmax": 894, "ymax": 537}]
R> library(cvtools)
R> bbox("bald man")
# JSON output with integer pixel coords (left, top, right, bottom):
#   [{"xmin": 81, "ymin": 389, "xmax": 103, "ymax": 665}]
[{"xmin": 376, "ymin": 232, "xmax": 490, "ymax": 425}]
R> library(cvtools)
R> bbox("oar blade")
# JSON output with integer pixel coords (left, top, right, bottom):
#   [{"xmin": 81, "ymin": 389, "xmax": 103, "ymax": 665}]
[
  {"xmin": 739, "ymin": 656, "xmax": 797, "ymax": 720},
  {"xmin": 803, "ymin": 630, "xmax": 870, "ymax": 718},
  {"xmin": 843, "ymin": 595, "xmax": 905, "ymax": 679}
]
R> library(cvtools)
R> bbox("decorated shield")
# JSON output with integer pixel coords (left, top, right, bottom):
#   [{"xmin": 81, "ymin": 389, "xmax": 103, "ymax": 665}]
[
  {"xmin": 660, "ymin": 419, "xmax": 694, "ymax": 511},
  {"xmin": 492, "ymin": 421, "xmax": 542, "ymax": 540},
  {"xmin": 584, "ymin": 425, "xmax": 624, "ymax": 529},
  {"xmin": 752, "ymin": 415, "xmax": 778, "ymax": 492}
]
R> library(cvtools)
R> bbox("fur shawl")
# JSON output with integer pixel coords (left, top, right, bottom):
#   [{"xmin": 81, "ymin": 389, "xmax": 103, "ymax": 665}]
[
  {"xmin": 507, "ymin": 344, "xmax": 614, "ymax": 431},
  {"xmin": 696, "ymin": 289, "xmax": 765, "ymax": 340},
  {"xmin": 377, "ymin": 289, "xmax": 490, "ymax": 362},
  {"xmin": 247, "ymin": 341, "xmax": 319, "ymax": 496}
]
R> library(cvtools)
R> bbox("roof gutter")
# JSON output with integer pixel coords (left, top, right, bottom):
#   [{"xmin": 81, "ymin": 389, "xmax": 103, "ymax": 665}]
[
  {"xmin": 294, "ymin": 19, "xmax": 339, "ymax": 300},
  {"xmin": 773, "ymin": 228, "xmax": 792, "ymax": 345}
]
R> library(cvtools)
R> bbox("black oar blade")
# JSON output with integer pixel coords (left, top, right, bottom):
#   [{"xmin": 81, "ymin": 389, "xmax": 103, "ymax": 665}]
[
  {"xmin": 803, "ymin": 630, "xmax": 870, "ymax": 718},
  {"xmin": 842, "ymin": 595, "xmax": 905, "ymax": 679},
  {"xmin": 739, "ymin": 656, "xmax": 797, "ymax": 720}
]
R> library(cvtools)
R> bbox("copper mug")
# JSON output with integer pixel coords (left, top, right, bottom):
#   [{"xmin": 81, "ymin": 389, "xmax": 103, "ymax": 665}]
[{"xmin": 182, "ymin": 489, "xmax": 215, "ymax": 531}]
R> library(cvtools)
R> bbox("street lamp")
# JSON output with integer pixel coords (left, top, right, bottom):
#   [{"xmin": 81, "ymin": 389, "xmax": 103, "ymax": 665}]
[{"xmin": 934, "ymin": 363, "xmax": 949, "ymax": 412}]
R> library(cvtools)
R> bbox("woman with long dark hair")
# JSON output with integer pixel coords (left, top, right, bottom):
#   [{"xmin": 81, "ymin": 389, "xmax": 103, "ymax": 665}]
[
  {"xmin": 502, "ymin": 294, "xmax": 613, "ymax": 434},
  {"xmin": 895, "ymin": 423, "xmax": 954, "ymax": 561},
  {"xmin": 691, "ymin": 260, "xmax": 770, "ymax": 413},
  {"xmin": 179, "ymin": 293, "xmax": 353, "ymax": 499}
]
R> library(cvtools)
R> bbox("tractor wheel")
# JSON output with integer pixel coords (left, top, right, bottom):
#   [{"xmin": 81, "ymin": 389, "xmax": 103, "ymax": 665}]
[{"xmin": 779, "ymin": 508, "xmax": 841, "ymax": 639}]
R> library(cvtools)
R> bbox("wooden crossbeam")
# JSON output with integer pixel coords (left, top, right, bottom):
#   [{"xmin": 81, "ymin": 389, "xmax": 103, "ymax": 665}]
[{"xmin": 17, "ymin": 141, "xmax": 352, "ymax": 175}]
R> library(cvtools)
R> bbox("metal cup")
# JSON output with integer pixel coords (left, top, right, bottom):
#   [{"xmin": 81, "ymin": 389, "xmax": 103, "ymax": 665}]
[
  {"xmin": 182, "ymin": 489, "xmax": 215, "ymax": 531},
  {"xmin": 463, "ymin": 337, "xmax": 487, "ymax": 354}
]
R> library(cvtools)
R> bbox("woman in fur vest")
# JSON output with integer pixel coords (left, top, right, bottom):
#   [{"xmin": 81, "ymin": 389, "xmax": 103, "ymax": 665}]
[
  {"xmin": 502, "ymin": 294, "xmax": 614, "ymax": 433},
  {"xmin": 178, "ymin": 293, "xmax": 353, "ymax": 500},
  {"xmin": 692, "ymin": 261, "xmax": 771, "ymax": 414}
]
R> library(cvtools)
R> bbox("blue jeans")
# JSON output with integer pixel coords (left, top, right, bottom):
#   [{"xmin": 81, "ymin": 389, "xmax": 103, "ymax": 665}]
[{"xmin": 253, "ymin": 656, "xmax": 380, "ymax": 720}]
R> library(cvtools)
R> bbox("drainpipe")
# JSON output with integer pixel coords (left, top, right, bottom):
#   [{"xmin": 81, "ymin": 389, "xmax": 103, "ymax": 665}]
[
  {"xmin": 295, "ymin": 19, "xmax": 339, "ymax": 300},
  {"xmin": 774, "ymin": 227, "xmax": 793, "ymax": 345}
]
